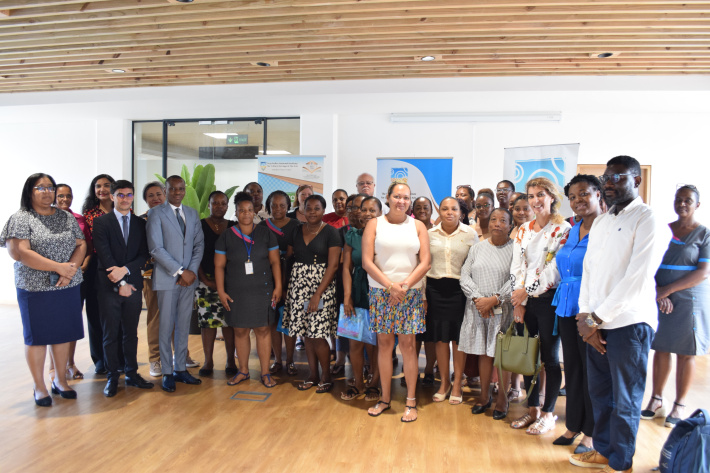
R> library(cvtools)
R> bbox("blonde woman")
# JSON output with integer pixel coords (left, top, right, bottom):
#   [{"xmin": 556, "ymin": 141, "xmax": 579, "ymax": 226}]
[{"xmin": 509, "ymin": 177, "xmax": 571, "ymax": 435}]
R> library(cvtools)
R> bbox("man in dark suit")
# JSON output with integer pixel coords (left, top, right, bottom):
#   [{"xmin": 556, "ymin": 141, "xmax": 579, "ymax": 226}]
[
  {"xmin": 93, "ymin": 179, "xmax": 154, "ymax": 397},
  {"xmin": 147, "ymin": 175, "xmax": 204, "ymax": 392}
]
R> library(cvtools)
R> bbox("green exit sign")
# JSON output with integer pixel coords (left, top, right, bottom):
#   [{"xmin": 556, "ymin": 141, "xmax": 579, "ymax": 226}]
[{"xmin": 226, "ymin": 134, "xmax": 248, "ymax": 145}]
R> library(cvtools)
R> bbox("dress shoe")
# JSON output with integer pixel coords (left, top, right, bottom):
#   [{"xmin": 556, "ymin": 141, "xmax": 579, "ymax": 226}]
[
  {"xmin": 51, "ymin": 381, "xmax": 77, "ymax": 399},
  {"xmin": 471, "ymin": 398, "xmax": 492, "ymax": 415},
  {"xmin": 94, "ymin": 363, "xmax": 108, "ymax": 375},
  {"xmin": 34, "ymin": 390, "xmax": 52, "ymax": 407},
  {"xmin": 125, "ymin": 373, "xmax": 154, "ymax": 389},
  {"xmin": 162, "ymin": 374, "xmax": 176, "ymax": 392},
  {"xmin": 553, "ymin": 432, "xmax": 580, "ymax": 446},
  {"xmin": 492, "ymin": 409, "xmax": 508, "ymax": 420},
  {"xmin": 173, "ymin": 370, "xmax": 202, "ymax": 385},
  {"xmin": 103, "ymin": 378, "xmax": 118, "ymax": 397}
]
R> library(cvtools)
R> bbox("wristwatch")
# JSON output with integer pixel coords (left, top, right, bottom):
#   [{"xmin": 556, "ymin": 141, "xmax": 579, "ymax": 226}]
[
  {"xmin": 585, "ymin": 312, "xmax": 602, "ymax": 328},
  {"xmin": 401, "ymin": 283, "xmax": 409, "ymax": 291},
  {"xmin": 118, "ymin": 280, "xmax": 127, "ymax": 287}
]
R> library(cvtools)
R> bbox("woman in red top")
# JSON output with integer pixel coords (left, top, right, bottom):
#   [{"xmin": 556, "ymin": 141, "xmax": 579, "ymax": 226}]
[{"xmin": 322, "ymin": 189, "xmax": 349, "ymax": 229}]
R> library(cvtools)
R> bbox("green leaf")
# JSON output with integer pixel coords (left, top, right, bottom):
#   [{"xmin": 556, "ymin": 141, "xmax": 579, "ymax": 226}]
[
  {"xmin": 154, "ymin": 174, "xmax": 166, "ymax": 184},
  {"xmin": 181, "ymin": 164, "xmax": 191, "ymax": 185},
  {"xmin": 195, "ymin": 163, "xmax": 214, "ymax": 198},
  {"xmin": 183, "ymin": 186, "xmax": 200, "ymax": 213},
  {"xmin": 191, "ymin": 164, "xmax": 204, "ymax": 188},
  {"xmin": 224, "ymin": 185, "xmax": 239, "ymax": 201}
]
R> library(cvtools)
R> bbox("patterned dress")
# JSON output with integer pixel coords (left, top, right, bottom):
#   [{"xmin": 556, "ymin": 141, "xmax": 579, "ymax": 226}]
[
  {"xmin": 283, "ymin": 223, "xmax": 342, "ymax": 338},
  {"xmin": 653, "ymin": 225, "xmax": 710, "ymax": 355},
  {"xmin": 459, "ymin": 239, "xmax": 514, "ymax": 356},
  {"xmin": 195, "ymin": 219, "xmax": 235, "ymax": 329}
]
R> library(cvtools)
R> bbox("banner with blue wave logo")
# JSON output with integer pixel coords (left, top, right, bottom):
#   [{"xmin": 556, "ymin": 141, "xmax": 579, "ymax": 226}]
[
  {"xmin": 376, "ymin": 158, "xmax": 452, "ymax": 219},
  {"xmin": 503, "ymin": 144, "xmax": 579, "ymax": 217}
]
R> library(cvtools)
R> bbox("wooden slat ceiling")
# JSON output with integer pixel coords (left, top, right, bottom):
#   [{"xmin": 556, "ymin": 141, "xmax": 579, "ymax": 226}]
[{"xmin": 1, "ymin": 0, "xmax": 709, "ymax": 94}]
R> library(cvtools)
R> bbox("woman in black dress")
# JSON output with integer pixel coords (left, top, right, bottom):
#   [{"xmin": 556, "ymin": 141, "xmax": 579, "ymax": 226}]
[{"xmin": 215, "ymin": 192, "xmax": 283, "ymax": 388}]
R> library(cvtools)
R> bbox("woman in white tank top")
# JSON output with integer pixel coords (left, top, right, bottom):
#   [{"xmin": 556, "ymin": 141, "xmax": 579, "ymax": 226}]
[{"xmin": 362, "ymin": 182, "xmax": 431, "ymax": 422}]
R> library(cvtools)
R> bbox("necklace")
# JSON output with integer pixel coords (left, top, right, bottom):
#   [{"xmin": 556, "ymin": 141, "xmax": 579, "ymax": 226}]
[
  {"xmin": 306, "ymin": 222, "xmax": 324, "ymax": 235},
  {"xmin": 208, "ymin": 217, "xmax": 226, "ymax": 232}
]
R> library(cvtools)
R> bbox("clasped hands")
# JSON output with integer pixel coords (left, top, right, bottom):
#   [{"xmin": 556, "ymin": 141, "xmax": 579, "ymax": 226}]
[
  {"xmin": 387, "ymin": 281, "xmax": 407, "ymax": 306},
  {"xmin": 176, "ymin": 269, "xmax": 197, "ymax": 287},
  {"xmin": 656, "ymin": 285, "xmax": 674, "ymax": 314},
  {"xmin": 55, "ymin": 262, "xmax": 78, "ymax": 287},
  {"xmin": 473, "ymin": 296, "xmax": 498, "ymax": 318},
  {"xmin": 576, "ymin": 313, "xmax": 606, "ymax": 354}
]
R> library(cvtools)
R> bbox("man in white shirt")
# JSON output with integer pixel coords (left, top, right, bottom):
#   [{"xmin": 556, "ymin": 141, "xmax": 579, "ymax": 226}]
[
  {"xmin": 355, "ymin": 173, "xmax": 375, "ymax": 197},
  {"xmin": 570, "ymin": 156, "xmax": 670, "ymax": 473}
]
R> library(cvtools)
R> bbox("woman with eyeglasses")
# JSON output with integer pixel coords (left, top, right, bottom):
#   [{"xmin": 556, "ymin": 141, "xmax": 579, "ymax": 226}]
[
  {"xmin": 1, "ymin": 173, "xmax": 87, "ymax": 406},
  {"xmin": 510, "ymin": 177, "xmax": 571, "ymax": 435},
  {"xmin": 642, "ymin": 184, "xmax": 710, "ymax": 428},
  {"xmin": 455, "ymin": 185, "xmax": 477, "ymax": 222},
  {"xmin": 362, "ymin": 182, "xmax": 431, "ymax": 422},
  {"xmin": 551, "ymin": 174, "xmax": 604, "ymax": 453},
  {"xmin": 473, "ymin": 191, "xmax": 495, "ymax": 241},
  {"xmin": 495, "ymin": 181, "xmax": 516, "ymax": 210},
  {"xmin": 286, "ymin": 184, "xmax": 314, "ymax": 224}
]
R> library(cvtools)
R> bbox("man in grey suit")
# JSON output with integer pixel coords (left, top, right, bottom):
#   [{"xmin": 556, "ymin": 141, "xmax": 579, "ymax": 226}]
[{"xmin": 146, "ymin": 175, "xmax": 205, "ymax": 392}]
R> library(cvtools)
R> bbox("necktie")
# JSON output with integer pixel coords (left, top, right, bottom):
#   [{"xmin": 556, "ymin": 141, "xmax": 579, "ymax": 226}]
[
  {"xmin": 122, "ymin": 215, "xmax": 129, "ymax": 244},
  {"xmin": 176, "ymin": 208, "xmax": 186, "ymax": 236}
]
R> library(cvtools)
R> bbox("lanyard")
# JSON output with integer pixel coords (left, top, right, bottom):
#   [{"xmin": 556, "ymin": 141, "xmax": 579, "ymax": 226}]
[
  {"xmin": 231, "ymin": 224, "xmax": 255, "ymax": 261},
  {"xmin": 265, "ymin": 218, "xmax": 284, "ymax": 236}
]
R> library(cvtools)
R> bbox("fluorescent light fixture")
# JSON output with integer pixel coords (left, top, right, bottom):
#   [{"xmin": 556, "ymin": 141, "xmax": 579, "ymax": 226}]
[
  {"xmin": 203, "ymin": 133, "xmax": 237, "ymax": 139},
  {"xmin": 213, "ymin": 120, "xmax": 229, "ymax": 125},
  {"xmin": 390, "ymin": 112, "xmax": 561, "ymax": 123},
  {"xmin": 265, "ymin": 150, "xmax": 292, "ymax": 155}
]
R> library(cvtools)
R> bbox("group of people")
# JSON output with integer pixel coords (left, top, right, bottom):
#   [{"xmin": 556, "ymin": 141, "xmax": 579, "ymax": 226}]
[{"xmin": 3, "ymin": 156, "xmax": 707, "ymax": 473}]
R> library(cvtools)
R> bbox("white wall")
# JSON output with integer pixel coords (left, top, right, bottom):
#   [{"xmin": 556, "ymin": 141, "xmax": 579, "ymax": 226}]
[{"xmin": 1, "ymin": 76, "xmax": 709, "ymax": 302}]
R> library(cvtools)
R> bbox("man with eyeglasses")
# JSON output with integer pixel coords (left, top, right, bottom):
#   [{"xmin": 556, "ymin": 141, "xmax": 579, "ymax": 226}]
[
  {"xmin": 495, "ymin": 180, "xmax": 515, "ymax": 209},
  {"xmin": 356, "ymin": 173, "xmax": 375, "ymax": 197},
  {"xmin": 92, "ymin": 180, "xmax": 154, "ymax": 397},
  {"xmin": 570, "ymin": 156, "xmax": 670, "ymax": 473}
]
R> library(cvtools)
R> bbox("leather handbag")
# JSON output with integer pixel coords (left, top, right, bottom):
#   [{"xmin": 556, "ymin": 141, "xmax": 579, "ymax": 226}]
[{"xmin": 494, "ymin": 321, "xmax": 542, "ymax": 401}]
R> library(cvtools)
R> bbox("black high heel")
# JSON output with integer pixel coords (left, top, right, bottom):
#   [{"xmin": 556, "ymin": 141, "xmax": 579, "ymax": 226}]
[
  {"xmin": 471, "ymin": 397, "xmax": 492, "ymax": 415},
  {"xmin": 34, "ymin": 390, "xmax": 52, "ymax": 407},
  {"xmin": 51, "ymin": 381, "xmax": 77, "ymax": 399}
]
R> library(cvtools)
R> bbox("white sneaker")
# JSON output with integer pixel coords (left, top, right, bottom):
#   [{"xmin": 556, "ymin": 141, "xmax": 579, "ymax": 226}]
[
  {"xmin": 185, "ymin": 356, "xmax": 200, "ymax": 368},
  {"xmin": 149, "ymin": 361, "xmax": 161, "ymax": 377}
]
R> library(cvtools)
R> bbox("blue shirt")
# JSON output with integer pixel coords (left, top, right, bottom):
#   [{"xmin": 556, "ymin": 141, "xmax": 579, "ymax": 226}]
[{"xmin": 552, "ymin": 220, "xmax": 588, "ymax": 317}]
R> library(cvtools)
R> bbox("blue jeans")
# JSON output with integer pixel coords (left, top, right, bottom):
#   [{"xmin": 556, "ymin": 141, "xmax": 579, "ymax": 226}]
[{"xmin": 587, "ymin": 322, "xmax": 653, "ymax": 471}]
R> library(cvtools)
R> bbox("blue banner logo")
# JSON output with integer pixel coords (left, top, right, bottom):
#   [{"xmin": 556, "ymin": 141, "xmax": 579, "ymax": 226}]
[
  {"xmin": 390, "ymin": 167, "xmax": 408, "ymax": 184},
  {"xmin": 515, "ymin": 157, "xmax": 566, "ymax": 188}
]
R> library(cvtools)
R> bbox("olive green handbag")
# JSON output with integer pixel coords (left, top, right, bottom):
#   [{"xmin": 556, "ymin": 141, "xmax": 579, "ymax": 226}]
[{"xmin": 494, "ymin": 322, "xmax": 542, "ymax": 401}]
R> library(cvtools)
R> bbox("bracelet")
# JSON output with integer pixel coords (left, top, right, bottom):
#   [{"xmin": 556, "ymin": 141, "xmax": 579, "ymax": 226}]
[{"xmin": 387, "ymin": 282, "xmax": 394, "ymax": 292}]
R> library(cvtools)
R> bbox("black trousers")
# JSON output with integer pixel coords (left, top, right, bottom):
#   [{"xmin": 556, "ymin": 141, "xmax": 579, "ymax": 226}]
[
  {"xmin": 98, "ymin": 284, "xmax": 143, "ymax": 378},
  {"xmin": 558, "ymin": 315, "xmax": 594, "ymax": 436},
  {"xmin": 522, "ymin": 295, "xmax": 561, "ymax": 412},
  {"xmin": 84, "ymin": 258, "xmax": 122, "ymax": 369}
]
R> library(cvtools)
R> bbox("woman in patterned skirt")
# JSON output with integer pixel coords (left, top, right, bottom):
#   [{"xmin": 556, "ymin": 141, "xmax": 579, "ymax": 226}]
[
  {"xmin": 283, "ymin": 194, "xmax": 342, "ymax": 393},
  {"xmin": 195, "ymin": 191, "xmax": 237, "ymax": 378},
  {"xmin": 362, "ymin": 182, "xmax": 431, "ymax": 422}
]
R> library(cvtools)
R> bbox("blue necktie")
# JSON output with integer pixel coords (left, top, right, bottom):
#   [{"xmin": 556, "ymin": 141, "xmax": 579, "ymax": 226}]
[
  {"xmin": 122, "ymin": 215, "xmax": 129, "ymax": 244},
  {"xmin": 175, "ymin": 208, "xmax": 186, "ymax": 236}
]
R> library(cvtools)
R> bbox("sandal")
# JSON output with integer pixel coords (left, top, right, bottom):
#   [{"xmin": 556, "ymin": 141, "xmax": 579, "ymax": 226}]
[
  {"xmin": 227, "ymin": 371, "xmax": 250, "ymax": 386},
  {"xmin": 665, "ymin": 402, "xmax": 686, "ymax": 428},
  {"xmin": 364, "ymin": 387, "xmax": 380, "ymax": 402},
  {"xmin": 511, "ymin": 413, "xmax": 537, "ymax": 429},
  {"xmin": 297, "ymin": 380, "xmax": 315, "ymax": 391},
  {"xmin": 507, "ymin": 387, "xmax": 522, "ymax": 403},
  {"xmin": 401, "ymin": 398, "xmax": 418, "ymax": 423},
  {"xmin": 286, "ymin": 362, "xmax": 298, "ymax": 376},
  {"xmin": 449, "ymin": 393, "xmax": 464, "ymax": 405},
  {"xmin": 330, "ymin": 364, "xmax": 345, "ymax": 376},
  {"xmin": 316, "ymin": 382, "xmax": 333, "ymax": 394},
  {"xmin": 67, "ymin": 364, "xmax": 84, "ymax": 380},
  {"xmin": 641, "ymin": 395, "xmax": 666, "ymax": 420},
  {"xmin": 526, "ymin": 415, "xmax": 558, "ymax": 435},
  {"xmin": 341, "ymin": 387, "xmax": 362, "ymax": 401},
  {"xmin": 269, "ymin": 362, "xmax": 283, "ymax": 374},
  {"xmin": 368, "ymin": 400, "xmax": 391, "ymax": 417},
  {"xmin": 260, "ymin": 373, "xmax": 277, "ymax": 388}
]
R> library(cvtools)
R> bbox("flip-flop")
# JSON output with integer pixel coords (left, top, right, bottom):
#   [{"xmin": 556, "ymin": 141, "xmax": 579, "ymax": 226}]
[
  {"xmin": 227, "ymin": 371, "xmax": 250, "ymax": 386},
  {"xmin": 340, "ymin": 387, "xmax": 362, "ymax": 401},
  {"xmin": 261, "ymin": 373, "xmax": 277, "ymax": 388},
  {"xmin": 330, "ymin": 364, "xmax": 345, "ymax": 375},
  {"xmin": 316, "ymin": 382, "xmax": 333, "ymax": 394},
  {"xmin": 297, "ymin": 380, "xmax": 315, "ymax": 391},
  {"xmin": 401, "ymin": 404, "xmax": 418, "ymax": 423},
  {"xmin": 364, "ymin": 387, "xmax": 380, "ymax": 402},
  {"xmin": 368, "ymin": 401, "xmax": 391, "ymax": 417},
  {"xmin": 286, "ymin": 363, "xmax": 298, "ymax": 376}
]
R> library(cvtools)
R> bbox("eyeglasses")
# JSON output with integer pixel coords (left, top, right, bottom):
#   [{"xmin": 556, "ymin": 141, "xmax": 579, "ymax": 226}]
[
  {"xmin": 496, "ymin": 187, "xmax": 513, "ymax": 194},
  {"xmin": 475, "ymin": 203, "xmax": 491, "ymax": 210},
  {"xmin": 357, "ymin": 180, "xmax": 374, "ymax": 186},
  {"xmin": 345, "ymin": 206, "xmax": 354, "ymax": 212},
  {"xmin": 598, "ymin": 173, "xmax": 634, "ymax": 185},
  {"xmin": 34, "ymin": 186, "xmax": 56, "ymax": 193},
  {"xmin": 115, "ymin": 193, "xmax": 134, "ymax": 199}
]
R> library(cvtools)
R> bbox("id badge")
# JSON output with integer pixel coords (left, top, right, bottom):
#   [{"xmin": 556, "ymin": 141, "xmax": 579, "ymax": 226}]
[{"xmin": 245, "ymin": 261, "xmax": 254, "ymax": 275}]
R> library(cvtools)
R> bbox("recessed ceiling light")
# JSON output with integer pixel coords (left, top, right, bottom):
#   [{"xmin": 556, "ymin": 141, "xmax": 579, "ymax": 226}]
[
  {"xmin": 110, "ymin": 69, "xmax": 126, "ymax": 73},
  {"xmin": 590, "ymin": 52, "xmax": 619, "ymax": 59},
  {"xmin": 256, "ymin": 62, "xmax": 271, "ymax": 67},
  {"xmin": 167, "ymin": 0, "xmax": 196, "ymax": 3},
  {"xmin": 420, "ymin": 56, "xmax": 436, "ymax": 61}
]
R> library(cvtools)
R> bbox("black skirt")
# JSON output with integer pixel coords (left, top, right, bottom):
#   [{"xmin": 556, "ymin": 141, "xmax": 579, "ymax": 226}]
[{"xmin": 421, "ymin": 277, "xmax": 466, "ymax": 343}]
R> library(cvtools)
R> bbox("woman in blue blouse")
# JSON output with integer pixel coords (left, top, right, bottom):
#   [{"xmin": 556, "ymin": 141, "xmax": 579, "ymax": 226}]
[{"xmin": 552, "ymin": 174, "xmax": 604, "ymax": 453}]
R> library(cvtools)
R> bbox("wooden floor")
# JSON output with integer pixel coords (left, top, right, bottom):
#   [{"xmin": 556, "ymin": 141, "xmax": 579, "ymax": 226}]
[{"xmin": 0, "ymin": 304, "xmax": 707, "ymax": 473}]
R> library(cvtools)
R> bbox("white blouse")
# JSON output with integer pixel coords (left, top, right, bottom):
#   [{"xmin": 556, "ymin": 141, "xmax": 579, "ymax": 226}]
[{"xmin": 427, "ymin": 223, "xmax": 478, "ymax": 280}]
